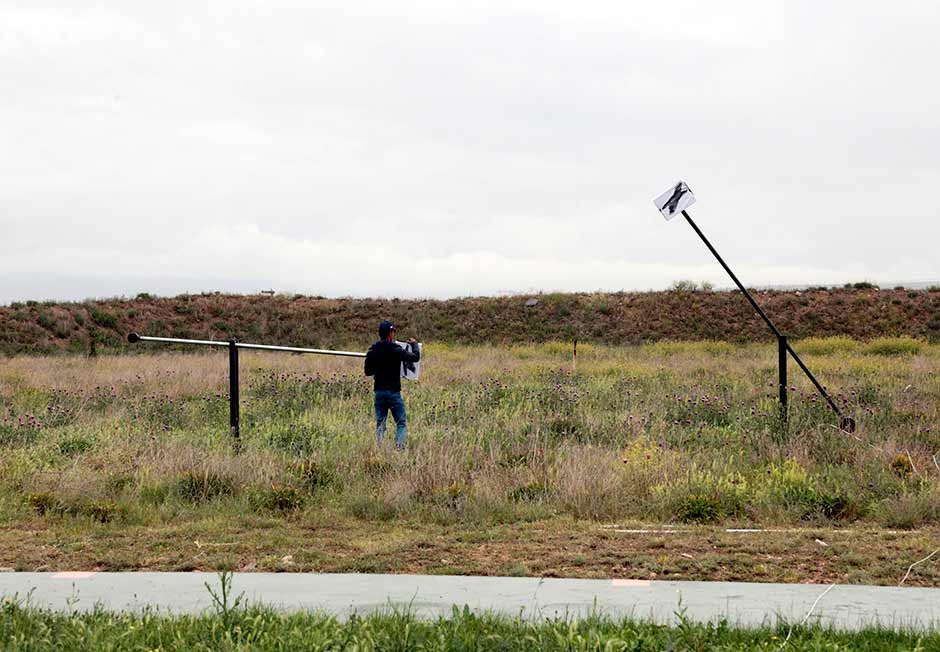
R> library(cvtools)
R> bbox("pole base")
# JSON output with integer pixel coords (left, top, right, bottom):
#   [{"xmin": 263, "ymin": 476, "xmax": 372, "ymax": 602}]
[{"xmin": 839, "ymin": 416, "xmax": 856, "ymax": 433}]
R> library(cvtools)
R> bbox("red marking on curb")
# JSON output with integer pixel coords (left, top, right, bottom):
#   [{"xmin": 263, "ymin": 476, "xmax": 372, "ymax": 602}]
[
  {"xmin": 612, "ymin": 579, "xmax": 651, "ymax": 587},
  {"xmin": 52, "ymin": 572, "xmax": 97, "ymax": 579}
]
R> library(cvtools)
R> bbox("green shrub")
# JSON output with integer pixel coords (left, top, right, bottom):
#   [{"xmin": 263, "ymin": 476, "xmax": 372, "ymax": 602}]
[
  {"xmin": 36, "ymin": 313, "xmax": 55, "ymax": 331},
  {"xmin": 140, "ymin": 483, "xmax": 171, "ymax": 506},
  {"xmin": 508, "ymin": 482, "xmax": 549, "ymax": 503},
  {"xmin": 82, "ymin": 500, "xmax": 121, "ymax": 523},
  {"xmin": 863, "ymin": 337, "xmax": 922, "ymax": 356},
  {"xmin": 26, "ymin": 492, "xmax": 122, "ymax": 523},
  {"xmin": 762, "ymin": 460, "xmax": 819, "ymax": 513},
  {"xmin": 0, "ymin": 421, "xmax": 42, "ymax": 447},
  {"xmin": 26, "ymin": 492, "xmax": 57, "ymax": 516},
  {"xmin": 346, "ymin": 494, "xmax": 398, "ymax": 521},
  {"xmin": 795, "ymin": 337, "xmax": 858, "ymax": 356},
  {"xmin": 676, "ymin": 494, "xmax": 722, "ymax": 523},
  {"xmin": 814, "ymin": 491, "xmax": 855, "ymax": 520},
  {"xmin": 429, "ymin": 481, "xmax": 469, "ymax": 510},
  {"xmin": 876, "ymin": 490, "xmax": 938, "ymax": 529},
  {"xmin": 176, "ymin": 471, "xmax": 235, "ymax": 502},
  {"xmin": 264, "ymin": 424, "xmax": 325, "ymax": 455},
  {"xmin": 257, "ymin": 484, "xmax": 305, "ymax": 512},
  {"xmin": 362, "ymin": 453, "xmax": 392, "ymax": 477},
  {"xmin": 58, "ymin": 436, "xmax": 94, "ymax": 457},
  {"xmin": 890, "ymin": 454, "xmax": 914, "ymax": 477},
  {"xmin": 89, "ymin": 307, "xmax": 117, "ymax": 329},
  {"xmin": 291, "ymin": 459, "xmax": 338, "ymax": 491}
]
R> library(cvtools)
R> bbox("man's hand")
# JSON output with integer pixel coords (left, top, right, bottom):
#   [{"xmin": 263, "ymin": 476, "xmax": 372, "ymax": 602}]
[{"xmin": 407, "ymin": 337, "xmax": 417, "ymax": 344}]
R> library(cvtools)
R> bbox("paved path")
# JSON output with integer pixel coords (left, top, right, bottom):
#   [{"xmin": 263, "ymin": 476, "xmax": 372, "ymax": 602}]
[{"xmin": 1, "ymin": 573, "xmax": 937, "ymax": 631}]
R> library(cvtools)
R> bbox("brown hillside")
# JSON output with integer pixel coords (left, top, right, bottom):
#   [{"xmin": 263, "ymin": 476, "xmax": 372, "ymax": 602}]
[{"xmin": 2, "ymin": 288, "xmax": 940, "ymax": 355}]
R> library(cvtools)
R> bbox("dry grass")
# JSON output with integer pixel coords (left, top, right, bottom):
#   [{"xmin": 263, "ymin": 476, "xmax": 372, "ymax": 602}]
[{"xmin": 1, "ymin": 339, "xmax": 939, "ymax": 582}]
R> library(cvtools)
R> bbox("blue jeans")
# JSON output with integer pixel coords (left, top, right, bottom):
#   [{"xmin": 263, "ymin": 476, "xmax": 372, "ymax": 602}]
[{"xmin": 374, "ymin": 390, "xmax": 407, "ymax": 449}]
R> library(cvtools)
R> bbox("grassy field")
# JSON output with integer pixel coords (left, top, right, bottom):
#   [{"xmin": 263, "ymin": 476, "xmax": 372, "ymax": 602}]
[
  {"xmin": 4, "ymin": 595, "xmax": 937, "ymax": 652},
  {"xmin": 1, "ymin": 339, "xmax": 938, "ymax": 585}
]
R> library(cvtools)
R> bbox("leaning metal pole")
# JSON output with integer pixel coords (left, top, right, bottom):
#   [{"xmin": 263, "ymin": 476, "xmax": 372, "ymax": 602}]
[
  {"xmin": 680, "ymin": 210, "xmax": 855, "ymax": 433},
  {"xmin": 127, "ymin": 333, "xmax": 366, "ymax": 447}
]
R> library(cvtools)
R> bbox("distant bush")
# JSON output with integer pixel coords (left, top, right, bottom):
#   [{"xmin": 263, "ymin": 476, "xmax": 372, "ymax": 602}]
[
  {"xmin": 668, "ymin": 280, "xmax": 713, "ymax": 292},
  {"xmin": 36, "ymin": 313, "xmax": 55, "ymax": 331},
  {"xmin": 845, "ymin": 281, "xmax": 877, "ymax": 290},
  {"xmin": 863, "ymin": 337, "xmax": 922, "ymax": 356},
  {"xmin": 89, "ymin": 307, "xmax": 117, "ymax": 329},
  {"xmin": 795, "ymin": 337, "xmax": 858, "ymax": 356}
]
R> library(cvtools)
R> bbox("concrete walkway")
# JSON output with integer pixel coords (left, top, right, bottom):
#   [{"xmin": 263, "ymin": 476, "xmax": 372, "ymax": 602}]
[{"xmin": 1, "ymin": 573, "xmax": 937, "ymax": 631}]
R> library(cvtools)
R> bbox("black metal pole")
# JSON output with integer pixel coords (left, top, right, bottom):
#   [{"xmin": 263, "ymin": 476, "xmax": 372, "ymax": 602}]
[
  {"xmin": 778, "ymin": 335, "xmax": 788, "ymax": 423},
  {"xmin": 681, "ymin": 211, "xmax": 781, "ymax": 338},
  {"xmin": 679, "ymin": 210, "xmax": 853, "ymax": 429},
  {"xmin": 784, "ymin": 340, "xmax": 843, "ymax": 417},
  {"xmin": 228, "ymin": 339, "xmax": 240, "ymax": 449}
]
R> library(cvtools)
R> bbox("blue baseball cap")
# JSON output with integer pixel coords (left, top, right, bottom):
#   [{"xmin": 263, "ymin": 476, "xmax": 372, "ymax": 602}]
[{"xmin": 378, "ymin": 320, "xmax": 396, "ymax": 337}]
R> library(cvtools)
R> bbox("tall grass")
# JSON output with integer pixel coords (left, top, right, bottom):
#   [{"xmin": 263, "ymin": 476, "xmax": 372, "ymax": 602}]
[
  {"xmin": 1, "ymin": 339, "xmax": 939, "ymax": 533},
  {"xmin": 0, "ymin": 595, "xmax": 936, "ymax": 651}
]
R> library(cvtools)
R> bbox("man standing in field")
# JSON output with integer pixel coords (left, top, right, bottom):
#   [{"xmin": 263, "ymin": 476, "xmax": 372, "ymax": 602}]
[{"xmin": 365, "ymin": 320, "xmax": 420, "ymax": 449}]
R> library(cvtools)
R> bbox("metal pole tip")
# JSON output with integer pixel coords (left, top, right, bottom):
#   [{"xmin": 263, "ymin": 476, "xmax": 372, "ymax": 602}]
[
  {"xmin": 839, "ymin": 416, "xmax": 856, "ymax": 434},
  {"xmin": 127, "ymin": 332, "xmax": 140, "ymax": 344}
]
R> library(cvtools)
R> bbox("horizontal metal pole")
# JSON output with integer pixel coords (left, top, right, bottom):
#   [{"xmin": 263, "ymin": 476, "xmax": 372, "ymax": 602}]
[
  {"xmin": 236, "ymin": 342, "xmax": 366, "ymax": 358},
  {"xmin": 127, "ymin": 333, "xmax": 366, "ymax": 358},
  {"xmin": 130, "ymin": 334, "xmax": 229, "ymax": 347}
]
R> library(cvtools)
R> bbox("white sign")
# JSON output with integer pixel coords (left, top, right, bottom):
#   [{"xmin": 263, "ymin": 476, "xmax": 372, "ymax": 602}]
[
  {"xmin": 653, "ymin": 181, "xmax": 696, "ymax": 221},
  {"xmin": 397, "ymin": 341, "xmax": 422, "ymax": 380}
]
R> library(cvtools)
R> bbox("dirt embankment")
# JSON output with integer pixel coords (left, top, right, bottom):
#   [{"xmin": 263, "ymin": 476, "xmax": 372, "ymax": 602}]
[{"xmin": 1, "ymin": 287, "xmax": 939, "ymax": 355}]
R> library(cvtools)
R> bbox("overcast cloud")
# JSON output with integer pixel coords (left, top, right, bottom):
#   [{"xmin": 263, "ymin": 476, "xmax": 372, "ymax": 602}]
[{"xmin": 2, "ymin": 1, "xmax": 938, "ymax": 303}]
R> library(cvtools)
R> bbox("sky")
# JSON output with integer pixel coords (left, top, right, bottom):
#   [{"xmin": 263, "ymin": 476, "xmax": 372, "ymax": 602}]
[{"xmin": 2, "ymin": 1, "xmax": 939, "ymax": 303}]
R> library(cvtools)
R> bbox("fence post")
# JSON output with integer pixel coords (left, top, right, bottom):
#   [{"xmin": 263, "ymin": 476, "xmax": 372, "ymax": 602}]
[
  {"xmin": 778, "ymin": 334, "xmax": 788, "ymax": 424},
  {"xmin": 228, "ymin": 339, "xmax": 240, "ymax": 451}
]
